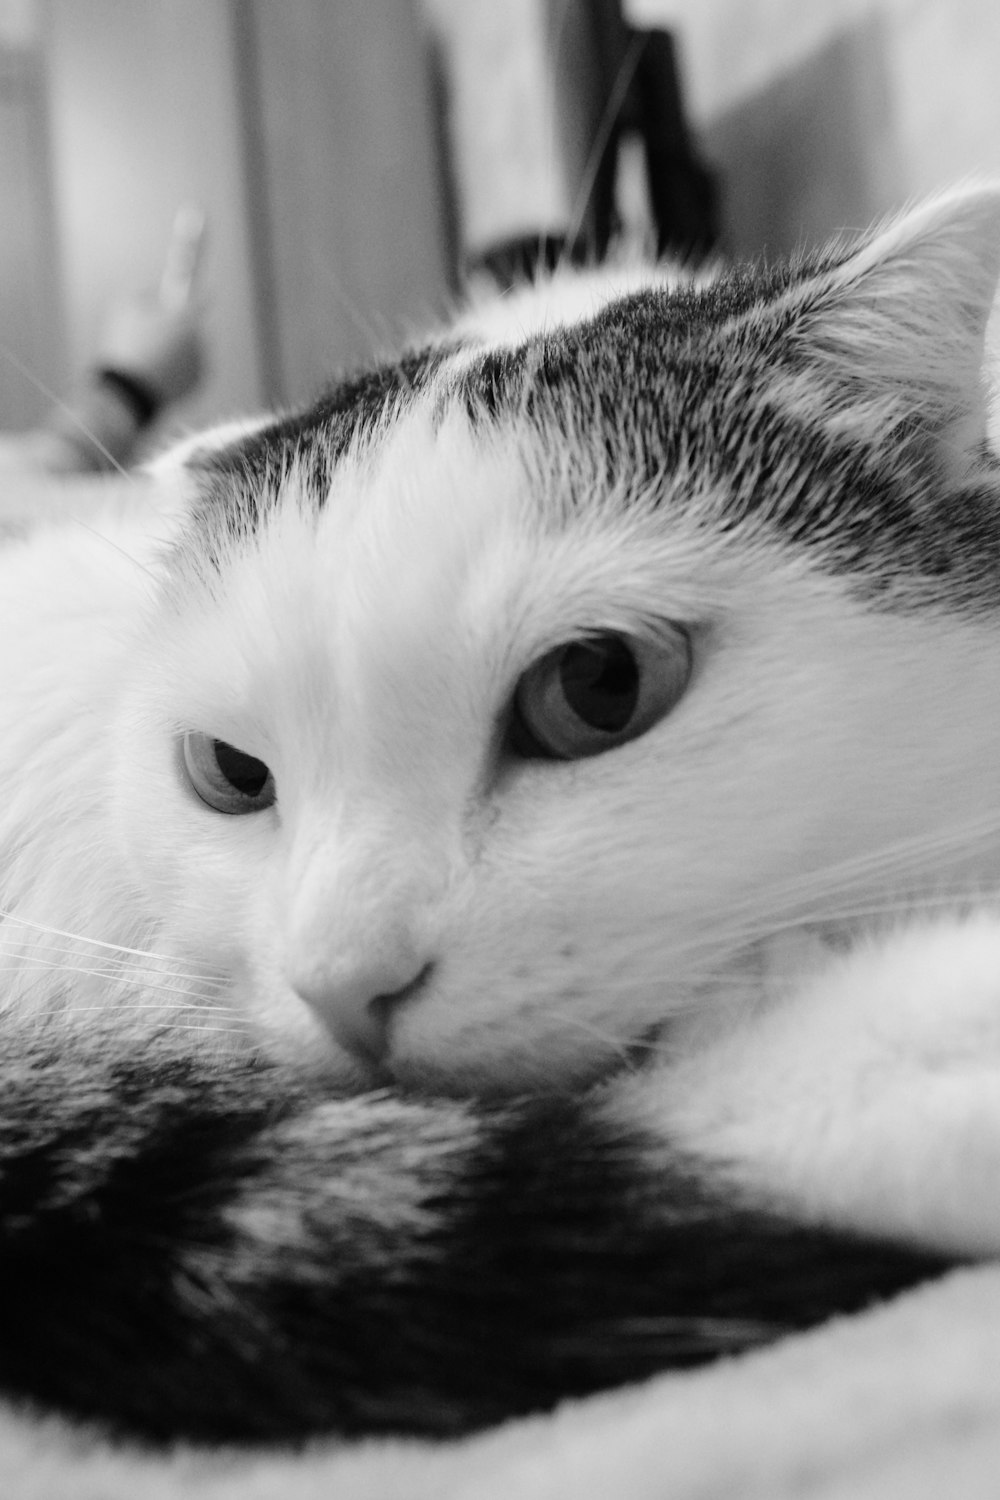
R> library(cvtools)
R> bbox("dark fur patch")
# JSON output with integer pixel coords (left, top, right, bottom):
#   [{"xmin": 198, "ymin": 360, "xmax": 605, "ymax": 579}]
[
  {"xmin": 452, "ymin": 283, "xmax": 1000, "ymax": 613},
  {"xmin": 180, "ymin": 345, "xmax": 452, "ymax": 556},
  {"xmin": 0, "ymin": 1028, "xmax": 953, "ymax": 1444},
  {"xmin": 176, "ymin": 252, "xmax": 1000, "ymax": 612}
]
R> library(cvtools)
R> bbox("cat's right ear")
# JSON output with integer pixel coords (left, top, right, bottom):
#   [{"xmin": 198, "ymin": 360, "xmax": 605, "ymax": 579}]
[{"xmin": 788, "ymin": 183, "xmax": 1000, "ymax": 475}]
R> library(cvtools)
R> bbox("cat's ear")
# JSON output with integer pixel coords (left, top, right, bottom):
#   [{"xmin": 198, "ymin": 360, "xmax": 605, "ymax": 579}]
[{"xmin": 792, "ymin": 183, "xmax": 1000, "ymax": 470}]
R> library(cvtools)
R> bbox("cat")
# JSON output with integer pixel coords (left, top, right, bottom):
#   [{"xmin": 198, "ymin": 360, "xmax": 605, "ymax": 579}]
[{"xmin": 0, "ymin": 182, "xmax": 999, "ymax": 1444}]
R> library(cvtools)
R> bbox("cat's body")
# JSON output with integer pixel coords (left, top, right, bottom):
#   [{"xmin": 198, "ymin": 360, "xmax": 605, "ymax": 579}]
[{"xmin": 1, "ymin": 184, "xmax": 1000, "ymax": 1442}]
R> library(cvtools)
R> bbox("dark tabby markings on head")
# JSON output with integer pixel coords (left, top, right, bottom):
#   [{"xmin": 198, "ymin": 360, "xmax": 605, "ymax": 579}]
[
  {"xmin": 178, "ymin": 345, "xmax": 454, "ymax": 563},
  {"xmin": 454, "ymin": 282, "xmax": 1000, "ymax": 614},
  {"xmin": 197, "ymin": 346, "xmax": 454, "ymax": 494},
  {"xmin": 0, "ymin": 1027, "xmax": 953, "ymax": 1444},
  {"xmin": 179, "ymin": 258, "xmax": 1000, "ymax": 613}
]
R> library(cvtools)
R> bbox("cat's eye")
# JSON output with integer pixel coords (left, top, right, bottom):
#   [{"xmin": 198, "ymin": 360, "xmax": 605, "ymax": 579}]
[
  {"xmin": 510, "ymin": 625, "xmax": 691, "ymax": 760},
  {"xmin": 182, "ymin": 732, "xmax": 276, "ymax": 814}
]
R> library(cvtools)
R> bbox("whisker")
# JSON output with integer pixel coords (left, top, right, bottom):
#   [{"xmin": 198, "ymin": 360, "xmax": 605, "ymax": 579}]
[
  {"xmin": 562, "ymin": 31, "xmax": 644, "ymax": 264},
  {"xmin": 703, "ymin": 815, "xmax": 1000, "ymax": 951},
  {"xmin": 69, "ymin": 517, "xmax": 161, "ymax": 585},
  {"xmin": 124, "ymin": 1024, "xmax": 250, "ymax": 1035},
  {"xmin": 0, "ymin": 344, "xmax": 131, "ymax": 479},
  {"xmin": 20, "ymin": 1013, "xmax": 255, "ymax": 1033},
  {"xmin": 307, "ymin": 241, "xmax": 396, "ymax": 360},
  {"xmin": 16, "ymin": 999, "xmax": 256, "ymax": 1027},
  {"xmin": 0, "ymin": 949, "xmax": 229, "ymax": 991},
  {"xmin": 694, "ymin": 899, "xmax": 992, "ymax": 964},
  {"xmin": 18, "ymin": 992, "xmax": 235, "ymax": 1011},
  {"xmin": 541, "ymin": 854, "xmax": 1000, "ymax": 1015},
  {"xmin": 6, "ymin": 985, "xmax": 230, "ymax": 1011},
  {"xmin": 0, "ymin": 909, "xmax": 229, "ymax": 974},
  {"xmin": 545, "ymin": 1008, "xmax": 643, "ymax": 1067},
  {"xmin": 0, "ymin": 936, "xmax": 225, "ymax": 969}
]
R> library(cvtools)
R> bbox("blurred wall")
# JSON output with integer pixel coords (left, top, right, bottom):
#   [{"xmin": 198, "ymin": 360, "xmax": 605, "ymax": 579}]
[
  {"xmin": 43, "ymin": 0, "xmax": 264, "ymax": 434},
  {"xmin": 12, "ymin": 0, "xmax": 994, "ymax": 438},
  {"xmin": 0, "ymin": 17, "xmax": 60, "ymax": 428},
  {"xmin": 626, "ymin": 0, "xmax": 1000, "ymax": 254},
  {"xmin": 0, "ymin": 1, "xmax": 450, "ymax": 438},
  {"xmin": 239, "ymin": 0, "xmax": 451, "ymax": 407}
]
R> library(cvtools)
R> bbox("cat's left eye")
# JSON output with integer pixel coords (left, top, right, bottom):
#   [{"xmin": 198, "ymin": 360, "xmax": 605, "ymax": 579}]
[
  {"xmin": 510, "ymin": 624, "xmax": 692, "ymax": 760},
  {"xmin": 182, "ymin": 732, "xmax": 276, "ymax": 814}
]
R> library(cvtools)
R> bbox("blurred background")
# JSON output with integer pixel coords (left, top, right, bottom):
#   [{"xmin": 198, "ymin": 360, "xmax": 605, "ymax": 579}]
[{"xmin": 1, "ymin": 0, "xmax": 999, "ymax": 449}]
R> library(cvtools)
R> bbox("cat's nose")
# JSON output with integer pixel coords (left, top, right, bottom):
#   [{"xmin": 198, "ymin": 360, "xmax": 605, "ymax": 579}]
[{"xmin": 290, "ymin": 951, "xmax": 432, "ymax": 1064}]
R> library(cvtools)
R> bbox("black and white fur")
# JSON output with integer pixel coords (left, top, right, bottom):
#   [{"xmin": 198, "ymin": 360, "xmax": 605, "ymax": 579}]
[{"xmin": 1, "ymin": 184, "xmax": 999, "ymax": 1443}]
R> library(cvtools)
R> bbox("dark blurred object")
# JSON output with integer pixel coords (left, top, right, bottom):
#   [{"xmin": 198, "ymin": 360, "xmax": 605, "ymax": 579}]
[
  {"xmin": 430, "ymin": 0, "xmax": 720, "ymax": 288},
  {"xmin": 0, "ymin": 205, "xmax": 207, "ymax": 475},
  {"xmin": 627, "ymin": 28, "xmax": 720, "ymax": 262}
]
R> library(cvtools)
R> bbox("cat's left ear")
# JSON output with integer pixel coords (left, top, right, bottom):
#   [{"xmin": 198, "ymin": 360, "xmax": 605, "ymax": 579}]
[{"xmin": 794, "ymin": 183, "xmax": 1000, "ymax": 471}]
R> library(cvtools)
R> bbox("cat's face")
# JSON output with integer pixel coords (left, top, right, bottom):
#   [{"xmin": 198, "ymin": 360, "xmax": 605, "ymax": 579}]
[{"xmin": 111, "ymin": 187, "xmax": 1000, "ymax": 1094}]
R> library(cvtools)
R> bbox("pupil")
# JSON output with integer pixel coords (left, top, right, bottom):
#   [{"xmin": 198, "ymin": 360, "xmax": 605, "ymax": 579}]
[
  {"xmin": 559, "ymin": 638, "xmax": 639, "ymax": 732},
  {"xmin": 213, "ymin": 739, "xmax": 269, "ymax": 797}
]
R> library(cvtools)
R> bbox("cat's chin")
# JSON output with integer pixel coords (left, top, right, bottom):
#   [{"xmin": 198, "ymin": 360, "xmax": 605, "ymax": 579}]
[
  {"xmin": 380, "ymin": 1028, "xmax": 663, "ymax": 1100},
  {"xmin": 257, "ymin": 929, "xmax": 854, "ymax": 1100},
  {"xmin": 243, "ymin": 1014, "xmax": 381, "ymax": 1091}
]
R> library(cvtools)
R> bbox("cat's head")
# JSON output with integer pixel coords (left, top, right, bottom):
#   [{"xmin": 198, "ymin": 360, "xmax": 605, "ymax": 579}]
[{"xmin": 113, "ymin": 184, "xmax": 1000, "ymax": 1094}]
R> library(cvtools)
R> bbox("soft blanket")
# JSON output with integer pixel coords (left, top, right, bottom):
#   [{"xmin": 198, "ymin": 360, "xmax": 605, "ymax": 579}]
[{"xmin": 1, "ymin": 1265, "xmax": 997, "ymax": 1499}]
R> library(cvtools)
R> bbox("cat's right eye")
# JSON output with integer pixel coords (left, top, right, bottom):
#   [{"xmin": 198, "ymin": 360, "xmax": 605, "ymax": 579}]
[
  {"xmin": 182, "ymin": 732, "xmax": 276, "ymax": 815},
  {"xmin": 509, "ymin": 624, "xmax": 692, "ymax": 761}
]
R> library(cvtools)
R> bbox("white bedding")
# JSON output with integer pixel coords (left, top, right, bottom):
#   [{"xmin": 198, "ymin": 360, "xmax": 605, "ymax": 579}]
[{"xmin": 2, "ymin": 1265, "xmax": 997, "ymax": 1500}]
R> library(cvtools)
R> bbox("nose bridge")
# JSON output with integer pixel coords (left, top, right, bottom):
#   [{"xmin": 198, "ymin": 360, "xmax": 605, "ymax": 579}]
[
  {"xmin": 287, "ymin": 789, "xmax": 448, "ymax": 940},
  {"xmin": 279, "ymin": 493, "xmax": 479, "ymax": 1059},
  {"xmin": 284, "ymin": 797, "xmax": 450, "ymax": 1062}
]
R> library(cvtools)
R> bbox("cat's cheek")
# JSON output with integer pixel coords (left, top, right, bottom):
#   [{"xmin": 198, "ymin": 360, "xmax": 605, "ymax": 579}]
[
  {"xmin": 374, "ymin": 893, "xmax": 653, "ymax": 1091},
  {"xmin": 384, "ymin": 935, "xmax": 649, "ymax": 1093},
  {"xmin": 110, "ymin": 740, "xmax": 271, "ymax": 971}
]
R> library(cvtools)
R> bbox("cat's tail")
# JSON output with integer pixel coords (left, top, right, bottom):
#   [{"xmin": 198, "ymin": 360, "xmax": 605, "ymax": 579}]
[{"xmin": 0, "ymin": 1022, "xmax": 953, "ymax": 1445}]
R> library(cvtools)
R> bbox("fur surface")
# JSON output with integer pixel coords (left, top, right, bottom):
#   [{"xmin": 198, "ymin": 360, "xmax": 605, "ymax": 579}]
[
  {"xmin": 0, "ymin": 185, "xmax": 1000, "ymax": 1460},
  {"xmin": 0, "ymin": 1013, "xmax": 947, "ymax": 1444}
]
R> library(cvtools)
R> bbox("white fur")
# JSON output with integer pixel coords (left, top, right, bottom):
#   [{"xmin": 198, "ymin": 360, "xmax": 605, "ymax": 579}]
[
  {"xmin": 614, "ymin": 914, "xmax": 1000, "ymax": 1253},
  {"xmin": 3, "ymin": 185, "xmax": 1000, "ymax": 1255}
]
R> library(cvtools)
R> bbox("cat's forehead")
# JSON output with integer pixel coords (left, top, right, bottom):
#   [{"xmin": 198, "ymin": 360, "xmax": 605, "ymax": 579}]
[
  {"xmin": 177, "ymin": 263, "xmax": 785, "ymax": 501},
  {"xmin": 169, "ymin": 251, "xmax": 1000, "ymax": 617},
  {"xmin": 174, "ymin": 404, "xmax": 713, "ymax": 654},
  {"xmin": 172, "ymin": 265, "xmax": 799, "ymax": 563}
]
